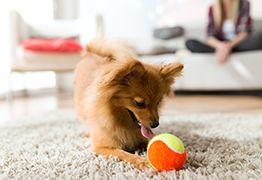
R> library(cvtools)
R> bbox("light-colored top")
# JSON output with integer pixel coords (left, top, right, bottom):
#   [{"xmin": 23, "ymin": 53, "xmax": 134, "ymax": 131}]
[{"xmin": 222, "ymin": 19, "xmax": 236, "ymax": 40}]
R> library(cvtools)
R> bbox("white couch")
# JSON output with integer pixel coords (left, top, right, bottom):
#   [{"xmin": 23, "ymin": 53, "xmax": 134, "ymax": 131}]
[{"xmin": 137, "ymin": 19, "xmax": 262, "ymax": 91}]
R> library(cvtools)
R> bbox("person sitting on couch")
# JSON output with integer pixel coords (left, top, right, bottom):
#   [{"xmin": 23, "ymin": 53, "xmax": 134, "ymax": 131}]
[{"xmin": 186, "ymin": 0, "xmax": 262, "ymax": 64}]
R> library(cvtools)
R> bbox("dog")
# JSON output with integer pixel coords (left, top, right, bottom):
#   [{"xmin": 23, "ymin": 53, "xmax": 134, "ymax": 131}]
[{"xmin": 74, "ymin": 38, "xmax": 184, "ymax": 170}]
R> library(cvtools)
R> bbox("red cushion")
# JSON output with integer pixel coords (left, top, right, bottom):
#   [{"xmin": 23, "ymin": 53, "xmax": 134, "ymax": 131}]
[{"xmin": 21, "ymin": 38, "xmax": 83, "ymax": 52}]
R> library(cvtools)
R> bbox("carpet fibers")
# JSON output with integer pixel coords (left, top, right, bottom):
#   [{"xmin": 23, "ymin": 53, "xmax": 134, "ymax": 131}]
[{"xmin": 1, "ymin": 109, "xmax": 262, "ymax": 180}]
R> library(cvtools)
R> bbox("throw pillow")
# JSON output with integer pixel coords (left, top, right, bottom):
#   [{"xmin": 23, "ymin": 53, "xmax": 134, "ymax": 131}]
[{"xmin": 21, "ymin": 38, "xmax": 83, "ymax": 52}]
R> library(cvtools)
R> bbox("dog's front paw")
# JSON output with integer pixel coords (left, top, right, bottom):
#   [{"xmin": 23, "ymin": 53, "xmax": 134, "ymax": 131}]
[{"xmin": 134, "ymin": 157, "xmax": 151, "ymax": 171}]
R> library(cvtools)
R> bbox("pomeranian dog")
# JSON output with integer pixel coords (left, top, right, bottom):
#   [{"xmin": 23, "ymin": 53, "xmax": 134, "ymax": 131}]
[{"xmin": 74, "ymin": 38, "xmax": 183, "ymax": 170}]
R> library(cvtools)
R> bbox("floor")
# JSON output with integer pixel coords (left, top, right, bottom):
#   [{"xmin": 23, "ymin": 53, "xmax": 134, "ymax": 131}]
[{"xmin": 1, "ymin": 93, "xmax": 262, "ymax": 124}]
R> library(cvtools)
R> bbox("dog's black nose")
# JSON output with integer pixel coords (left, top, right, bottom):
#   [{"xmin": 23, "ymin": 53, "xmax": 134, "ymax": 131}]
[{"xmin": 150, "ymin": 121, "xmax": 159, "ymax": 128}]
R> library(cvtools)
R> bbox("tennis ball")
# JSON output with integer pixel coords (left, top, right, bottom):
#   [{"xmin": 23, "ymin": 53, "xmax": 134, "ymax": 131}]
[{"xmin": 147, "ymin": 133, "xmax": 187, "ymax": 171}]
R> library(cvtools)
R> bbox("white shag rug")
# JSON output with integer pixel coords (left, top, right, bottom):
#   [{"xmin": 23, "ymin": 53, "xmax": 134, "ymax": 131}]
[{"xmin": 1, "ymin": 109, "xmax": 262, "ymax": 180}]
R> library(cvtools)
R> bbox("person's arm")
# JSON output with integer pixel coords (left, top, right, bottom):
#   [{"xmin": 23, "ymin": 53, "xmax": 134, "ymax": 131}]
[
  {"xmin": 205, "ymin": 6, "xmax": 230, "ymax": 64},
  {"xmin": 228, "ymin": 32, "xmax": 248, "ymax": 48},
  {"xmin": 206, "ymin": 5, "xmax": 227, "ymax": 50},
  {"xmin": 206, "ymin": 36, "xmax": 225, "ymax": 49},
  {"xmin": 229, "ymin": 1, "xmax": 251, "ymax": 48},
  {"xmin": 207, "ymin": 32, "xmax": 248, "ymax": 49}
]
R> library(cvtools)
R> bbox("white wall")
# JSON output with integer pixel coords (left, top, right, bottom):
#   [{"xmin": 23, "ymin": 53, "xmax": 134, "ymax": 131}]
[
  {"xmin": 79, "ymin": 0, "xmax": 262, "ymax": 40},
  {"xmin": 79, "ymin": 0, "xmax": 158, "ymax": 39},
  {"xmin": 53, "ymin": 0, "xmax": 79, "ymax": 20},
  {"xmin": 249, "ymin": 0, "xmax": 262, "ymax": 19}
]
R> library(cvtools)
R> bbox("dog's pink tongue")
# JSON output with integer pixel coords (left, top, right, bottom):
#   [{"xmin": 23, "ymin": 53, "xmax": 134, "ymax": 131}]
[{"xmin": 141, "ymin": 124, "xmax": 155, "ymax": 140}]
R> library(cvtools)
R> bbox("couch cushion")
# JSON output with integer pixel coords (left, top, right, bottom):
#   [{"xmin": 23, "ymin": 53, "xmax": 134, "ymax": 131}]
[{"xmin": 13, "ymin": 45, "xmax": 81, "ymax": 72}]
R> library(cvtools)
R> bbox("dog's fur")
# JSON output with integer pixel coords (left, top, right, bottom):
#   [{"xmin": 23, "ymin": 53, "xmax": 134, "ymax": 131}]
[{"xmin": 74, "ymin": 38, "xmax": 184, "ymax": 170}]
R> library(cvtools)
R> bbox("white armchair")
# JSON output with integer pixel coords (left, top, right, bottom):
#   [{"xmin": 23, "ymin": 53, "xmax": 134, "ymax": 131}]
[{"xmin": 8, "ymin": 10, "xmax": 100, "ymax": 100}]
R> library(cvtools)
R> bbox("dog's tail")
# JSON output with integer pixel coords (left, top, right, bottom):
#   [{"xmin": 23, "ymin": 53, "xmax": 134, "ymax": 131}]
[{"xmin": 86, "ymin": 37, "xmax": 138, "ymax": 61}]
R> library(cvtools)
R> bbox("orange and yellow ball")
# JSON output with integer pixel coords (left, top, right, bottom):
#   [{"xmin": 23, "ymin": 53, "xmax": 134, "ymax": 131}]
[{"xmin": 147, "ymin": 133, "xmax": 187, "ymax": 171}]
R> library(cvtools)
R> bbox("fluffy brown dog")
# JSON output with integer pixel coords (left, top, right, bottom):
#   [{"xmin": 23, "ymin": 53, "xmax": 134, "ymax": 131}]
[{"xmin": 74, "ymin": 38, "xmax": 184, "ymax": 170}]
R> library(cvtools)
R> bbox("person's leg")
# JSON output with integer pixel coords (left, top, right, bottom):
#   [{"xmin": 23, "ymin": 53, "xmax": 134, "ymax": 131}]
[
  {"xmin": 232, "ymin": 32, "xmax": 262, "ymax": 52},
  {"xmin": 186, "ymin": 39, "xmax": 215, "ymax": 53}
]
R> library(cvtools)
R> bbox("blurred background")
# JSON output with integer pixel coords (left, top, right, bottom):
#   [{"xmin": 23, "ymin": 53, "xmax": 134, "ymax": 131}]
[{"xmin": 0, "ymin": 0, "xmax": 262, "ymax": 122}]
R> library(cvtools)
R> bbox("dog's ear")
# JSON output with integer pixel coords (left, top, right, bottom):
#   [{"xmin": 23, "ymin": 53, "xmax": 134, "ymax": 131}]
[
  {"xmin": 123, "ymin": 61, "xmax": 144, "ymax": 80},
  {"xmin": 160, "ymin": 61, "xmax": 184, "ymax": 96},
  {"xmin": 160, "ymin": 61, "xmax": 184, "ymax": 79},
  {"xmin": 98, "ymin": 60, "xmax": 145, "ymax": 85}
]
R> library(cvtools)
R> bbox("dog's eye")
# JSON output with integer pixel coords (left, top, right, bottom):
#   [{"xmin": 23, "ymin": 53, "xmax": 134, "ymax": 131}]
[
  {"xmin": 135, "ymin": 101, "xmax": 146, "ymax": 108},
  {"xmin": 157, "ymin": 100, "xmax": 161, "ymax": 106}
]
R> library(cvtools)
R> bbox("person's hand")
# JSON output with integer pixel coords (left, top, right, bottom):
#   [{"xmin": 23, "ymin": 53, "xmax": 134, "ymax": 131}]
[{"xmin": 215, "ymin": 42, "xmax": 232, "ymax": 64}]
